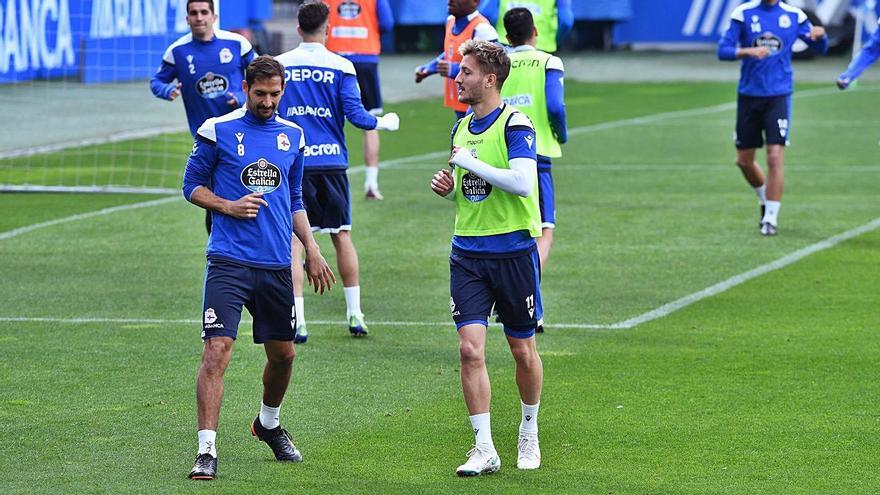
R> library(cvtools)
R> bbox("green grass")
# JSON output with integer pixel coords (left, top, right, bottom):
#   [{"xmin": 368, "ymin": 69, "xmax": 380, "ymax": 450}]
[{"xmin": 1, "ymin": 81, "xmax": 879, "ymax": 493}]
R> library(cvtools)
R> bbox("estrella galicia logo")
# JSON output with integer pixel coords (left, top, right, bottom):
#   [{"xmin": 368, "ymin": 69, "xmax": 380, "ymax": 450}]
[
  {"xmin": 753, "ymin": 33, "xmax": 783, "ymax": 54},
  {"xmin": 338, "ymin": 0, "xmax": 361, "ymax": 19},
  {"xmin": 461, "ymin": 172, "xmax": 491, "ymax": 202},
  {"xmin": 196, "ymin": 72, "xmax": 230, "ymax": 99},
  {"xmin": 241, "ymin": 158, "xmax": 282, "ymax": 193}
]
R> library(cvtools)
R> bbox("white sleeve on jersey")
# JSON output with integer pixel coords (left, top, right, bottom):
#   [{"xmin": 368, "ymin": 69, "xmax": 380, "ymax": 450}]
[{"xmin": 547, "ymin": 55, "xmax": 564, "ymax": 72}]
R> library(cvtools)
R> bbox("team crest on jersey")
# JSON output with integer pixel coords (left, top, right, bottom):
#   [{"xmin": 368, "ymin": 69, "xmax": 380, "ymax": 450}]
[
  {"xmin": 196, "ymin": 72, "xmax": 230, "ymax": 99},
  {"xmin": 219, "ymin": 47, "xmax": 233, "ymax": 64},
  {"xmin": 204, "ymin": 308, "xmax": 217, "ymax": 324},
  {"xmin": 778, "ymin": 14, "xmax": 792, "ymax": 29},
  {"xmin": 753, "ymin": 33, "xmax": 783, "ymax": 54},
  {"xmin": 338, "ymin": 0, "xmax": 362, "ymax": 19},
  {"xmin": 241, "ymin": 158, "xmax": 282, "ymax": 193},
  {"xmin": 277, "ymin": 133, "xmax": 291, "ymax": 151}
]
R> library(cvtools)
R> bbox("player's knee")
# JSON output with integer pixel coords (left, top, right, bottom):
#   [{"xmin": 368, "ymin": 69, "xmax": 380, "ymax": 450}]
[
  {"xmin": 458, "ymin": 340, "xmax": 485, "ymax": 365},
  {"xmin": 267, "ymin": 346, "xmax": 296, "ymax": 367},
  {"xmin": 510, "ymin": 343, "xmax": 539, "ymax": 368},
  {"xmin": 201, "ymin": 338, "xmax": 233, "ymax": 373}
]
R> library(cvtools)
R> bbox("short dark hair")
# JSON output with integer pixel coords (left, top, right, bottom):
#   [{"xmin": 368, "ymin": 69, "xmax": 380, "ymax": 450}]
[
  {"xmin": 186, "ymin": 0, "xmax": 214, "ymax": 14},
  {"xmin": 459, "ymin": 40, "xmax": 511, "ymax": 89},
  {"xmin": 504, "ymin": 8, "xmax": 534, "ymax": 46},
  {"xmin": 298, "ymin": 1, "xmax": 330, "ymax": 35},
  {"xmin": 245, "ymin": 56, "xmax": 285, "ymax": 86}
]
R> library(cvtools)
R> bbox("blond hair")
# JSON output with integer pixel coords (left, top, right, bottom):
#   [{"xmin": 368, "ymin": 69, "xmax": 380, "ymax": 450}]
[{"xmin": 458, "ymin": 40, "xmax": 510, "ymax": 89}]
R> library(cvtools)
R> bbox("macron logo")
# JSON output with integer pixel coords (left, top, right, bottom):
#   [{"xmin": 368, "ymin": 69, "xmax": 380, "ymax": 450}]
[{"xmin": 524, "ymin": 135, "xmax": 534, "ymax": 149}]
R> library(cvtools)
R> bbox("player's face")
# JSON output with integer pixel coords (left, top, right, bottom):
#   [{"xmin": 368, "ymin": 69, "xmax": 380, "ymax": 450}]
[
  {"xmin": 455, "ymin": 55, "xmax": 485, "ymax": 105},
  {"xmin": 448, "ymin": 0, "xmax": 478, "ymax": 17},
  {"xmin": 244, "ymin": 76, "xmax": 284, "ymax": 120},
  {"xmin": 187, "ymin": 2, "xmax": 216, "ymax": 38}
]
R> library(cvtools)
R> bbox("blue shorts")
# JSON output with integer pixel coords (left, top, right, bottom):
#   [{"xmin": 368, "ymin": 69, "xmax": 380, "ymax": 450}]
[
  {"xmin": 449, "ymin": 247, "xmax": 543, "ymax": 338},
  {"xmin": 201, "ymin": 258, "xmax": 295, "ymax": 343},
  {"xmin": 302, "ymin": 170, "xmax": 352, "ymax": 233},
  {"xmin": 352, "ymin": 62, "xmax": 383, "ymax": 115},
  {"xmin": 537, "ymin": 159, "xmax": 555, "ymax": 228},
  {"xmin": 735, "ymin": 94, "xmax": 791, "ymax": 149}
]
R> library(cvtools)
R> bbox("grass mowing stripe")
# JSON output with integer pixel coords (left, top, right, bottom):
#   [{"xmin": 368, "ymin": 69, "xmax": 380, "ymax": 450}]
[
  {"xmin": 0, "ymin": 125, "xmax": 187, "ymax": 160},
  {"xmin": 0, "ymin": 196, "xmax": 179, "ymax": 240},
  {"xmin": 612, "ymin": 216, "xmax": 880, "ymax": 329}
]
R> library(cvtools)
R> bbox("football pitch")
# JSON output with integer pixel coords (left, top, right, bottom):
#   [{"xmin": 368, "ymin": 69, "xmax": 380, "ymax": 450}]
[{"xmin": 1, "ymin": 81, "xmax": 878, "ymax": 493}]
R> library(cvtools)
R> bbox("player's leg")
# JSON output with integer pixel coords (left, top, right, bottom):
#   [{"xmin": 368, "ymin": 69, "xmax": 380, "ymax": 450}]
[
  {"xmin": 450, "ymin": 252, "xmax": 500, "ymax": 476},
  {"xmin": 248, "ymin": 268, "xmax": 302, "ymax": 461},
  {"xmin": 493, "ymin": 249, "xmax": 544, "ymax": 469},
  {"xmin": 330, "ymin": 230, "xmax": 368, "ymax": 335},
  {"xmin": 734, "ymin": 94, "xmax": 768, "ymax": 228},
  {"xmin": 354, "ymin": 62, "xmax": 384, "ymax": 199},
  {"xmin": 760, "ymin": 95, "xmax": 790, "ymax": 235},
  {"xmin": 191, "ymin": 260, "xmax": 248, "ymax": 479},
  {"xmin": 535, "ymin": 164, "xmax": 555, "ymax": 269},
  {"xmin": 291, "ymin": 238, "xmax": 307, "ymax": 343}
]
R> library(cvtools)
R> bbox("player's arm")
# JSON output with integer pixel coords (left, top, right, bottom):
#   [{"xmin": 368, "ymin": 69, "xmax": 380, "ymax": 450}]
[
  {"xmin": 183, "ymin": 123, "xmax": 268, "ymax": 218},
  {"xmin": 341, "ymin": 72, "xmax": 399, "ymax": 130},
  {"xmin": 838, "ymin": 27, "xmax": 880, "ymax": 89},
  {"xmin": 288, "ymin": 142, "xmax": 336, "ymax": 294},
  {"xmin": 546, "ymin": 57, "xmax": 567, "ymax": 144},
  {"xmin": 450, "ymin": 114, "xmax": 537, "ymax": 197},
  {"xmin": 432, "ymin": 121, "xmax": 463, "ymax": 201},
  {"xmin": 797, "ymin": 17, "xmax": 828, "ymax": 54},
  {"xmin": 416, "ymin": 53, "xmax": 444, "ymax": 82},
  {"xmin": 717, "ymin": 18, "xmax": 768, "ymax": 60},
  {"xmin": 150, "ymin": 61, "xmax": 181, "ymax": 101},
  {"xmin": 377, "ymin": 0, "xmax": 394, "ymax": 33},
  {"xmin": 556, "ymin": 0, "xmax": 575, "ymax": 46}
]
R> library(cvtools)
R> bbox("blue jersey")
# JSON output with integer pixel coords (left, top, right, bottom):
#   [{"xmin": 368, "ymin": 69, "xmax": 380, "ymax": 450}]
[
  {"xmin": 275, "ymin": 43, "xmax": 378, "ymax": 172},
  {"xmin": 151, "ymin": 30, "xmax": 256, "ymax": 137},
  {"xmin": 183, "ymin": 108, "xmax": 306, "ymax": 269},
  {"xmin": 451, "ymin": 106, "xmax": 538, "ymax": 256},
  {"xmin": 717, "ymin": 0, "xmax": 827, "ymax": 97},
  {"xmin": 839, "ymin": 20, "xmax": 880, "ymax": 83}
]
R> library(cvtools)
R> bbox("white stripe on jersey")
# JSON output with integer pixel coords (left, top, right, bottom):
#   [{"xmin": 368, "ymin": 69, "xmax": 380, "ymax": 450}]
[
  {"xmin": 275, "ymin": 43, "xmax": 356, "ymax": 75},
  {"xmin": 215, "ymin": 29, "xmax": 255, "ymax": 56},
  {"xmin": 778, "ymin": 1, "xmax": 808, "ymax": 24},
  {"xmin": 274, "ymin": 116, "xmax": 307, "ymax": 150},
  {"xmin": 730, "ymin": 0, "xmax": 761, "ymax": 23},
  {"xmin": 196, "ymin": 108, "xmax": 248, "ymax": 142},
  {"xmin": 162, "ymin": 33, "xmax": 194, "ymax": 64}
]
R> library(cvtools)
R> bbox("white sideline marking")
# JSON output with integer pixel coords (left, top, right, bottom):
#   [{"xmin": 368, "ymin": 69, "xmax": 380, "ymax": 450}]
[
  {"xmin": 2, "ymin": 217, "xmax": 878, "ymax": 329},
  {"xmin": 0, "ymin": 196, "xmax": 179, "ymax": 241},
  {"xmin": 608, "ymin": 216, "xmax": 880, "ymax": 329}
]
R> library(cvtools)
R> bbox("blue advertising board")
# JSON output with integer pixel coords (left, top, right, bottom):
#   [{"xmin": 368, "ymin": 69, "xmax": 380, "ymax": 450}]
[{"xmin": 0, "ymin": 0, "xmax": 266, "ymax": 84}]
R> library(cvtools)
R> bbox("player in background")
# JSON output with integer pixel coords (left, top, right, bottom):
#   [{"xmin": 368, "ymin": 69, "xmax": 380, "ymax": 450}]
[
  {"xmin": 182, "ymin": 56, "xmax": 335, "ymax": 480},
  {"xmin": 276, "ymin": 1, "xmax": 400, "ymax": 343},
  {"xmin": 717, "ymin": 0, "xmax": 827, "ymax": 236},
  {"xmin": 500, "ymin": 8, "xmax": 566, "ymax": 280},
  {"xmin": 324, "ymin": 0, "xmax": 394, "ymax": 200},
  {"xmin": 836, "ymin": 19, "xmax": 880, "ymax": 89},
  {"xmin": 151, "ymin": 0, "xmax": 256, "ymax": 233},
  {"xmin": 431, "ymin": 40, "xmax": 543, "ymax": 476},
  {"xmin": 480, "ymin": 0, "xmax": 573, "ymax": 53},
  {"xmin": 415, "ymin": 0, "xmax": 499, "ymax": 119}
]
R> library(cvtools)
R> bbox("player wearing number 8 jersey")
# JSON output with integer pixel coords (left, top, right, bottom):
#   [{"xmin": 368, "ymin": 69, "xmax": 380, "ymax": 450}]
[
  {"xmin": 430, "ymin": 40, "xmax": 543, "ymax": 476},
  {"xmin": 717, "ymin": 0, "xmax": 827, "ymax": 236}
]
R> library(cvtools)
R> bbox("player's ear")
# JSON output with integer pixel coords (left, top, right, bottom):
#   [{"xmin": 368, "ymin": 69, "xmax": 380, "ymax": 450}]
[
  {"xmin": 242, "ymin": 80, "xmax": 249, "ymax": 94},
  {"xmin": 533, "ymin": 26, "xmax": 538, "ymax": 38},
  {"xmin": 486, "ymin": 73, "xmax": 496, "ymax": 88}
]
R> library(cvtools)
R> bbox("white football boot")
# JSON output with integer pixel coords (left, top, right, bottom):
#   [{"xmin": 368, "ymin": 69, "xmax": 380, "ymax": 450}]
[
  {"xmin": 517, "ymin": 432, "xmax": 541, "ymax": 469},
  {"xmin": 455, "ymin": 444, "xmax": 500, "ymax": 477}
]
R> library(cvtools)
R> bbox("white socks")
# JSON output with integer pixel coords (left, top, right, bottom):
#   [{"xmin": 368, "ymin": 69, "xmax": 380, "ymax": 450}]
[
  {"xmin": 520, "ymin": 401, "xmax": 540, "ymax": 434},
  {"xmin": 365, "ymin": 167, "xmax": 379, "ymax": 190},
  {"xmin": 469, "ymin": 413, "xmax": 494, "ymax": 448},
  {"xmin": 259, "ymin": 402, "xmax": 281, "ymax": 430},
  {"xmin": 754, "ymin": 184, "xmax": 767, "ymax": 204},
  {"xmin": 294, "ymin": 296, "xmax": 305, "ymax": 326},
  {"xmin": 344, "ymin": 286, "xmax": 362, "ymax": 318},
  {"xmin": 763, "ymin": 200, "xmax": 780, "ymax": 226},
  {"xmin": 197, "ymin": 429, "xmax": 217, "ymax": 457}
]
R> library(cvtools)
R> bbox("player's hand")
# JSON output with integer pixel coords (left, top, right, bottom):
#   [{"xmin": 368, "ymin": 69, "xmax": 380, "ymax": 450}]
[
  {"xmin": 449, "ymin": 147, "xmax": 476, "ymax": 170},
  {"xmin": 414, "ymin": 66, "xmax": 429, "ymax": 83},
  {"xmin": 225, "ymin": 92, "xmax": 239, "ymax": 108},
  {"xmin": 375, "ymin": 112, "xmax": 400, "ymax": 131},
  {"xmin": 836, "ymin": 77, "xmax": 851, "ymax": 90},
  {"xmin": 810, "ymin": 26, "xmax": 826, "ymax": 40},
  {"xmin": 437, "ymin": 60, "xmax": 450, "ymax": 77},
  {"xmin": 226, "ymin": 192, "xmax": 268, "ymax": 219},
  {"xmin": 304, "ymin": 247, "xmax": 336, "ymax": 294},
  {"xmin": 168, "ymin": 82, "xmax": 182, "ymax": 101},
  {"xmin": 746, "ymin": 47, "xmax": 771, "ymax": 59},
  {"xmin": 431, "ymin": 168, "xmax": 454, "ymax": 197}
]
